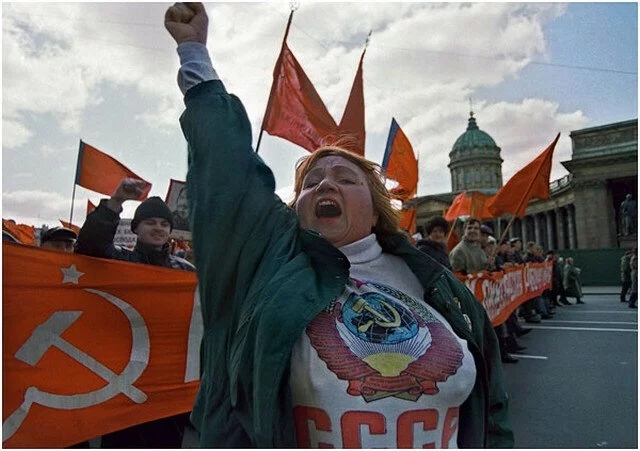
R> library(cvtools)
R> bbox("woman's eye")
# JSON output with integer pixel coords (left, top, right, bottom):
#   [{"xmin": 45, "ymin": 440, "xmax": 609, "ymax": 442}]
[
  {"xmin": 340, "ymin": 179, "xmax": 355, "ymax": 184},
  {"xmin": 303, "ymin": 181, "xmax": 318, "ymax": 188}
]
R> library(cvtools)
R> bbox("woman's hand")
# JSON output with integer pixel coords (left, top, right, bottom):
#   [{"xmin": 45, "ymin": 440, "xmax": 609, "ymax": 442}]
[{"xmin": 165, "ymin": 2, "xmax": 208, "ymax": 46}]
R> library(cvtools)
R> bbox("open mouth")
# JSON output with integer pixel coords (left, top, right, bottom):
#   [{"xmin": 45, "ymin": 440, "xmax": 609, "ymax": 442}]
[{"xmin": 315, "ymin": 199, "xmax": 342, "ymax": 218}]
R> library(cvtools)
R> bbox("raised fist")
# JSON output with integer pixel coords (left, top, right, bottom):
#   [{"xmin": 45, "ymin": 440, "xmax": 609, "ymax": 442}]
[
  {"xmin": 112, "ymin": 178, "xmax": 148, "ymax": 202},
  {"xmin": 165, "ymin": 2, "xmax": 208, "ymax": 45}
]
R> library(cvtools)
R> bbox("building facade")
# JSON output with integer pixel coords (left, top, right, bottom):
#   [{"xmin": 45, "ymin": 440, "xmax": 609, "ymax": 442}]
[{"xmin": 416, "ymin": 117, "xmax": 638, "ymax": 250}]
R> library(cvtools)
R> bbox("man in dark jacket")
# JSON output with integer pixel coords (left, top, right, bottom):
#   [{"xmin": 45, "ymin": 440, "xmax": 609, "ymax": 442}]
[
  {"xmin": 75, "ymin": 177, "xmax": 194, "ymax": 448},
  {"xmin": 76, "ymin": 178, "xmax": 194, "ymax": 271},
  {"xmin": 416, "ymin": 215, "xmax": 451, "ymax": 269}
]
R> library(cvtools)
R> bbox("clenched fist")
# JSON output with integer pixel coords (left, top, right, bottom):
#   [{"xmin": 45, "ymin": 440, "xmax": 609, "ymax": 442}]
[{"xmin": 165, "ymin": 2, "xmax": 208, "ymax": 45}]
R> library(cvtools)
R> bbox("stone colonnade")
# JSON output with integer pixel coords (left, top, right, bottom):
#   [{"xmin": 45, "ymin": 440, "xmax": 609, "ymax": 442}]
[{"xmin": 491, "ymin": 204, "xmax": 578, "ymax": 250}]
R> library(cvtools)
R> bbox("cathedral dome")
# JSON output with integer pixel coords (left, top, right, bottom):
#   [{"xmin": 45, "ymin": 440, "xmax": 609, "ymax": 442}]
[
  {"xmin": 451, "ymin": 114, "xmax": 498, "ymax": 154},
  {"xmin": 448, "ymin": 112, "xmax": 503, "ymax": 192}
]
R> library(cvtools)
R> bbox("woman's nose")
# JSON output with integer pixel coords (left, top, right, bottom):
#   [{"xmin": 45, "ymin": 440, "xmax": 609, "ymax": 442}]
[{"xmin": 315, "ymin": 177, "xmax": 337, "ymax": 192}]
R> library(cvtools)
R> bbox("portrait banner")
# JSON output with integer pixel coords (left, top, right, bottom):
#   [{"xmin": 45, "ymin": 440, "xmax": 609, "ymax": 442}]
[
  {"xmin": 2, "ymin": 243, "xmax": 201, "ymax": 448},
  {"xmin": 455, "ymin": 262, "xmax": 553, "ymax": 326},
  {"xmin": 165, "ymin": 179, "xmax": 191, "ymax": 241}
]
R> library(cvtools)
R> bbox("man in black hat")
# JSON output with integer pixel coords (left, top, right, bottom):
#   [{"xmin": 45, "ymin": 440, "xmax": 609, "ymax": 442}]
[
  {"xmin": 76, "ymin": 178, "xmax": 194, "ymax": 271},
  {"xmin": 40, "ymin": 226, "xmax": 77, "ymax": 253},
  {"xmin": 75, "ymin": 177, "xmax": 194, "ymax": 448}
]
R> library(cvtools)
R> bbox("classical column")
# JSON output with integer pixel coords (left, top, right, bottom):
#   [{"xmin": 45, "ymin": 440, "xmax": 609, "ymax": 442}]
[
  {"xmin": 555, "ymin": 208, "xmax": 566, "ymax": 250},
  {"xmin": 567, "ymin": 205, "xmax": 577, "ymax": 249},
  {"xmin": 533, "ymin": 214, "xmax": 541, "ymax": 245},
  {"xmin": 546, "ymin": 211, "xmax": 555, "ymax": 250},
  {"xmin": 521, "ymin": 216, "xmax": 528, "ymax": 243}
]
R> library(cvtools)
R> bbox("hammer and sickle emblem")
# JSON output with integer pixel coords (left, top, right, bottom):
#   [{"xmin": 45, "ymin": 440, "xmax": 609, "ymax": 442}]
[
  {"xmin": 352, "ymin": 297, "xmax": 401, "ymax": 333},
  {"xmin": 3, "ymin": 289, "xmax": 150, "ymax": 442}
]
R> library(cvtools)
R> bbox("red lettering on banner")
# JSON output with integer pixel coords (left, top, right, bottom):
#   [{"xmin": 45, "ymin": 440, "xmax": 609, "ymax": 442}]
[
  {"xmin": 456, "ymin": 262, "xmax": 552, "ymax": 326},
  {"xmin": 293, "ymin": 406, "xmax": 334, "ymax": 448},
  {"xmin": 441, "ymin": 407, "xmax": 459, "ymax": 448},
  {"xmin": 341, "ymin": 411, "xmax": 386, "ymax": 448},
  {"xmin": 396, "ymin": 409, "xmax": 438, "ymax": 448}
]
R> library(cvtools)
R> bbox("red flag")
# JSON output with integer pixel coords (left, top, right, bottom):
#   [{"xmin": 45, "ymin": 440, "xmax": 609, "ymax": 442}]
[
  {"xmin": 87, "ymin": 200, "xmax": 97, "ymax": 216},
  {"xmin": 59, "ymin": 219, "xmax": 81, "ymax": 235},
  {"xmin": 336, "ymin": 47, "xmax": 366, "ymax": 155},
  {"xmin": 398, "ymin": 207, "xmax": 417, "ymax": 235},
  {"xmin": 2, "ymin": 219, "xmax": 36, "ymax": 245},
  {"xmin": 487, "ymin": 133, "xmax": 560, "ymax": 218},
  {"xmin": 444, "ymin": 190, "xmax": 493, "ymax": 220},
  {"xmin": 262, "ymin": 42, "xmax": 338, "ymax": 152},
  {"xmin": 75, "ymin": 141, "xmax": 152, "ymax": 200},
  {"xmin": 3, "ymin": 244, "xmax": 199, "ymax": 448},
  {"xmin": 444, "ymin": 191, "xmax": 467, "ymax": 221},
  {"xmin": 382, "ymin": 118, "xmax": 418, "ymax": 202}
]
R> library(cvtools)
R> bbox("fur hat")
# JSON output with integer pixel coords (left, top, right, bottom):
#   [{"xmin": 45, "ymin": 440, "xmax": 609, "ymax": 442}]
[{"xmin": 131, "ymin": 196, "xmax": 173, "ymax": 233}]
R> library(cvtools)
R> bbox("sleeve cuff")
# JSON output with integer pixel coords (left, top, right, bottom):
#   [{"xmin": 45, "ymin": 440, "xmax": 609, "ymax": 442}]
[{"xmin": 177, "ymin": 42, "xmax": 219, "ymax": 95}]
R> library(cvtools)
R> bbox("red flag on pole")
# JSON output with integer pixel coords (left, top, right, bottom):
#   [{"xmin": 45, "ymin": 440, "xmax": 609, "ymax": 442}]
[
  {"xmin": 444, "ymin": 190, "xmax": 493, "ymax": 220},
  {"xmin": 74, "ymin": 141, "xmax": 151, "ymax": 200},
  {"xmin": 261, "ymin": 42, "xmax": 338, "ymax": 153},
  {"xmin": 398, "ymin": 207, "xmax": 417, "ymax": 235},
  {"xmin": 487, "ymin": 133, "xmax": 560, "ymax": 218},
  {"xmin": 259, "ymin": 12, "xmax": 367, "ymax": 155},
  {"xmin": 381, "ymin": 118, "xmax": 418, "ymax": 202},
  {"xmin": 337, "ymin": 46, "xmax": 367, "ymax": 156}
]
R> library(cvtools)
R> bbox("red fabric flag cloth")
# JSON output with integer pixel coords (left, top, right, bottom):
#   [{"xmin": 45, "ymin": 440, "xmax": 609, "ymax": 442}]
[
  {"xmin": 2, "ymin": 243, "xmax": 200, "ymax": 448},
  {"xmin": 487, "ymin": 133, "xmax": 561, "ymax": 218},
  {"xmin": 87, "ymin": 200, "xmax": 97, "ymax": 216},
  {"xmin": 444, "ymin": 191, "xmax": 493, "ymax": 221},
  {"xmin": 336, "ymin": 48, "xmax": 366, "ymax": 156},
  {"xmin": 74, "ymin": 141, "xmax": 152, "ymax": 200},
  {"xmin": 262, "ymin": 43, "xmax": 338, "ymax": 153},
  {"xmin": 2, "ymin": 219, "xmax": 36, "ymax": 245},
  {"xmin": 398, "ymin": 207, "xmax": 417, "ymax": 235},
  {"xmin": 444, "ymin": 191, "xmax": 467, "ymax": 221},
  {"xmin": 59, "ymin": 220, "xmax": 81, "ymax": 235},
  {"xmin": 382, "ymin": 118, "xmax": 418, "ymax": 202}
]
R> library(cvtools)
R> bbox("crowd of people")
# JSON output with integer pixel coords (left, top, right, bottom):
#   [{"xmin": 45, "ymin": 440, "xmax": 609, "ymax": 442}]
[
  {"xmin": 3, "ymin": 2, "xmax": 635, "ymax": 448},
  {"xmin": 416, "ymin": 214, "xmax": 594, "ymax": 364}
]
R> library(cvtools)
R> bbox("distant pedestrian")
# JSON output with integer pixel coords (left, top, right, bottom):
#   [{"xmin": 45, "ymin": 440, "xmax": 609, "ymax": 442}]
[
  {"xmin": 563, "ymin": 257, "xmax": 584, "ymax": 304},
  {"xmin": 620, "ymin": 250, "xmax": 633, "ymax": 302},
  {"xmin": 628, "ymin": 251, "xmax": 637, "ymax": 309}
]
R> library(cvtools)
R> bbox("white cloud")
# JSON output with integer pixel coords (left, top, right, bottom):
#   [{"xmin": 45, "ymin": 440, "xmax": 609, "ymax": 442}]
[
  {"xmin": 2, "ymin": 118, "xmax": 34, "ymax": 149},
  {"xmin": 1, "ymin": 2, "xmax": 632, "ymax": 228}
]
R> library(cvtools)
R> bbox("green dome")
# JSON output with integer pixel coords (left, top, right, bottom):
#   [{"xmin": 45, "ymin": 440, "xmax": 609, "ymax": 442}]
[{"xmin": 452, "ymin": 115, "xmax": 498, "ymax": 152}]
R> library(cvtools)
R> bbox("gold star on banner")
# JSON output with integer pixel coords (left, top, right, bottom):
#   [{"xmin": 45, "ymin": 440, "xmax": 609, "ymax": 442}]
[{"xmin": 61, "ymin": 264, "xmax": 85, "ymax": 284}]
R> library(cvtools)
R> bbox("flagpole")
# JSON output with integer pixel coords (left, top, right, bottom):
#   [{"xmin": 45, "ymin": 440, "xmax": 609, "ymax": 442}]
[
  {"xmin": 488, "ymin": 132, "xmax": 560, "ymax": 258},
  {"xmin": 256, "ymin": 7, "xmax": 296, "ymax": 154},
  {"xmin": 70, "ymin": 140, "xmax": 84, "ymax": 225},
  {"xmin": 69, "ymin": 183, "xmax": 77, "ymax": 225}
]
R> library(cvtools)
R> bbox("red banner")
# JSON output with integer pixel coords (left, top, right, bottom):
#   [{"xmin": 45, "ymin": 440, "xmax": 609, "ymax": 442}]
[
  {"xmin": 3, "ymin": 241, "xmax": 550, "ymax": 448},
  {"xmin": 455, "ymin": 262, "xmax": 553, "ymax": 326},
  {"xmin": 2, "ymin": 243, "xmax": 200, "ymax": 448}
]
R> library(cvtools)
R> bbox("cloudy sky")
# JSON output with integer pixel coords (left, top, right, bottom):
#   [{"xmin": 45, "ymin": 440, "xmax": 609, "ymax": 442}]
[{"xmin": 2, "ymin": 2, "xmax": 637, "ymax": 227}]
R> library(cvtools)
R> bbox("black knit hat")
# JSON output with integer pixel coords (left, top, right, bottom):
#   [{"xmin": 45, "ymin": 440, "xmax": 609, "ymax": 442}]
[{"xmin": 131, "ymin": 196, "xmax": 173, "ymax": 233}]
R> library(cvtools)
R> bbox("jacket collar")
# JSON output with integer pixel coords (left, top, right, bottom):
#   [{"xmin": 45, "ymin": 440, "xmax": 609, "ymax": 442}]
[{"xmin": 134, "ymin": 240, "xmax": 171, "ymax": 265}]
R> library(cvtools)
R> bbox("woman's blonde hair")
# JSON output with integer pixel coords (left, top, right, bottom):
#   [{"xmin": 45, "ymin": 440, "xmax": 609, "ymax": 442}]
[{"xmin": 289, "ymin": 145, "xmax": 403, "ymax": 247}]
